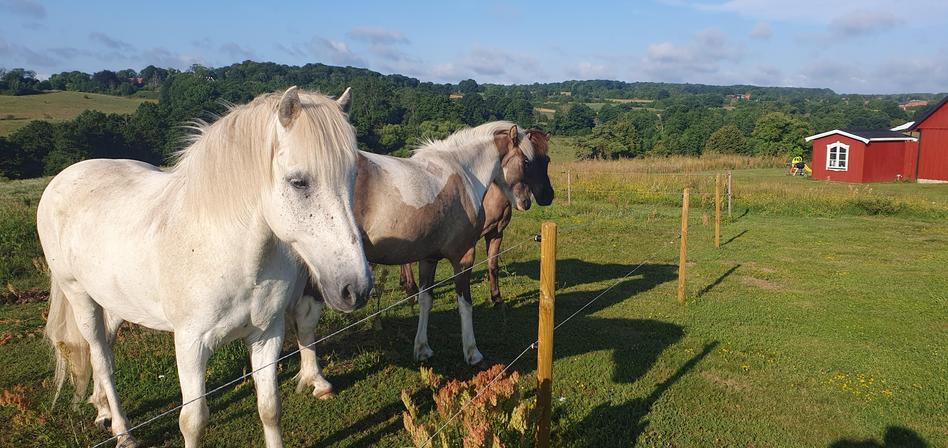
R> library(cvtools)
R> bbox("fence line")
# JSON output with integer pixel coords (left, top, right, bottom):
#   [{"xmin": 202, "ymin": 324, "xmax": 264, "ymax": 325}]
[
  {"xmin": 93, "ymin": 179, "xmax": 721, "ymax": 446},
  {"xmin": 421, "ymin": 232, "xmax": 680, "ymax": 446},
  {"xmin": 91, "ymin": 236, "xmax": 537, "ymax": 448}
]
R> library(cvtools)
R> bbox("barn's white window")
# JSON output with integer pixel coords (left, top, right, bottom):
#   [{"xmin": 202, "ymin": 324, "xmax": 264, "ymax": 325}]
[{"xmin": 826, "ymin": 141, "xmax": 849, "ymax": 171}]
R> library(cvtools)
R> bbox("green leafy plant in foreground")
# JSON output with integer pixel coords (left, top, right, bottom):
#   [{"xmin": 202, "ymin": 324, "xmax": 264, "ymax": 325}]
[{"xmin": 402, "ymin": 365, "xmax": 536, "ymax": 448}]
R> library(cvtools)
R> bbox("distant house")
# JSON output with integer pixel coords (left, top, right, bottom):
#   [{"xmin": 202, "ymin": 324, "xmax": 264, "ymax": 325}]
[
  {"xmin": 907, "ymin": 97, "xmax": 948, "ymax": 182},
  {"xmin": 899, "ymin": 99, "xmax": 929, "ymax": 110},
  {"xmin": 804, "ymin": 129, "xmax": 918, "ymax": 183}
]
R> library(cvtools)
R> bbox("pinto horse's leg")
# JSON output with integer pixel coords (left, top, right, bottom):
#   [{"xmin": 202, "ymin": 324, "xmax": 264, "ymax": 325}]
[
  {"xmin": 90, "ymin": 312, "xmax": 124, "ymax": 432},
  {"xmin": 414, "ymin": 259, "xmax": 437, "ymax": 361},
  {"xmin": 173, "ymin": 332, "xmax": 212, "ymax": 448},
  {"xmin": 399, "ymin": 263, "xmax": 419, "ymax": 296},
  {"xmin": 293, "ymin": 294, "xmax": 333, "ymax": 399},
  {"xmin": 64, "ymin": 289, "xmax": 137, "ymax": 447},
  {"xmin": 484, "ymin": 232, "xmax": 505, "ymax": 306},
  {"xmin": 247, "ymin": 322, "xmax": 286, "ymax": 448},
  {"xmin": 453, "ymin": 246, "xmax": 484, "ymax": 366}
]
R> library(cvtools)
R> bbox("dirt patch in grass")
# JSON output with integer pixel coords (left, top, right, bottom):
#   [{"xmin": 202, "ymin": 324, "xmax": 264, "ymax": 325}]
[
  {"xmin": 0, "ymin": 289, "xmax": 48, "ymax": 305},
  {"xmin": 701, "ymin": 371, "xmax": 750, "ymax": 392},
  {"xmin": 742, "ymin": 276, "xmax": 781, "ymax": 290}
]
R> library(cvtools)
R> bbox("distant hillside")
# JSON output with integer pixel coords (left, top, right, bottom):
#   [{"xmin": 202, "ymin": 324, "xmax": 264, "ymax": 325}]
[{"xmin": 0, "ymin": 91, "xmax": 153, "ymax": 136}]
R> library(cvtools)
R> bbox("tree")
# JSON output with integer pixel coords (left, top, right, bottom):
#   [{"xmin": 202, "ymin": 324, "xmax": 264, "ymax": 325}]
[
  {"xmin": 576, "ymin": 117, "xmax": 639, "ymax": 159},
  {"xmin": 4, "ymin": 121, "xmax": 55, "ymax": 178},
  {"xmin": 458, "ymin": 79, "xmax": 479, "ymax": 95},
  {"xmin": 552, "ymin": 103, "xmax": 595, "ymax": 135},
  {"xmin": 751, "ymin": 112, "xmax": 812, "ymax": 157},
  {"xmin": 503, "ymin": 97, "xmax": 535, "ymax": 127},
  {"xmin": 704, "ymin": 125, "xmax": 750, "ymax": 154},
  {"xmin": 458, "ymin": 92, "xmax": 489, "ymax": 125}
]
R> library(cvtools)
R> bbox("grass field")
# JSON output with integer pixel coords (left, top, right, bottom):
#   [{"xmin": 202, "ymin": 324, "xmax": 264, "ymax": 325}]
[
  {"xmin": 0, "ymin": 153, "xmax": 946, "ymax": 447},
  {"xmin": 0, "ymin": 91, "xmax": 153, "ymax": 136}
]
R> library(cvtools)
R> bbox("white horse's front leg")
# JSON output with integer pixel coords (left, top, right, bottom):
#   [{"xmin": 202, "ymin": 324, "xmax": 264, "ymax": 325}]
[
  {"xmin": 248, "ymin": 322, "xmax": 286, "ymax": 448},
  {"xmin": 414, "ymin": 260, "xmax": 437, "ymax": 361},
  {"xmin": 174, "ymin": 333, "xmax": 212, "ymax": 448},
  {"xmin": 293, "ymin": 295, "xmax": 333, "ymax": 399}
]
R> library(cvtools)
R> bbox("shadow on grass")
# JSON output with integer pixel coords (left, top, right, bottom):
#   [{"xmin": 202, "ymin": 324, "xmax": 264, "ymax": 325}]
[
  {"xmin": 697, "ymin": 264, "xmax": 740, "ymax": 297},
  {"xmin": 722, "ymin": 229, "xmax": 748, "ymax": 246},
  {"xmin": 562, "ymin": 341, "xmax": 717, "ymax": 446},
  {"xmin": 503, "ymin": 258, "xmax": 676, "ymax": 298},
  {"xmin": 119, "ymin": 260, "xmax": 681, "ymax": 446},
  {"xmin": 829, "ymin": 426, "xmax": 928, "ymax": 448}
]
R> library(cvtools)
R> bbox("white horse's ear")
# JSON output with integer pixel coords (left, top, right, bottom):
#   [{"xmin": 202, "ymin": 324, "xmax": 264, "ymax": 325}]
[
  {"xmin": 337, "ymin": 87, "xmax": 352, "ymax": 113},
  {"xmin": 509, "ymin": 124, "xmax": 520, "ymax": 145},
  {"xmin": 278, "ymin": 86, "xmax": 302, "ymax": 128}
]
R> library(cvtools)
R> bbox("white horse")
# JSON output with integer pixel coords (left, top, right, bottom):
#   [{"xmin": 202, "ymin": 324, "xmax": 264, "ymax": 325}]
[{"xmin": 39, "ymin": 86, "xmax": 372, "ymax": 448}]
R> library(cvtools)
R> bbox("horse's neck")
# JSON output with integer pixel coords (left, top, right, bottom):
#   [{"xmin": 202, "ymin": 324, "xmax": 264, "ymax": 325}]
[{"xmin": 425, "ymin": 139, "xmax": 500, "ymax": 208}]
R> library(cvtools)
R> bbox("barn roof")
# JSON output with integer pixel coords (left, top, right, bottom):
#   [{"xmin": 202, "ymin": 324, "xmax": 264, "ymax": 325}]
[
  {"xmin": 804, "ymin": 128, "xmax": 918, "ymax": 144},
  {"xmin": 907, "ymin": 96, "xmax": 948, "ymax": 131}
]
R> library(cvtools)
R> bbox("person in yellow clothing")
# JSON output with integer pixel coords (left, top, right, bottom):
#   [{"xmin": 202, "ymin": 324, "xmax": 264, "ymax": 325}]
[{"xmin": 789, "ymin": 156, "xmax": 812, "ymax": 176}]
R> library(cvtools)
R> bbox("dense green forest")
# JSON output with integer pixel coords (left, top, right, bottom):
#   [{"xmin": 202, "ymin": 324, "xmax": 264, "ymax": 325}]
[{"xmin": 0, "ymin": 62, "xmax": 944, "ymax": 179}]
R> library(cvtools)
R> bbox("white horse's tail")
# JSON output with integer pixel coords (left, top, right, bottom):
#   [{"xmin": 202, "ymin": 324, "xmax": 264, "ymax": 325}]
[{"xmin": 46, "ymin": 280, "xmax": 91, "ymax": 405}]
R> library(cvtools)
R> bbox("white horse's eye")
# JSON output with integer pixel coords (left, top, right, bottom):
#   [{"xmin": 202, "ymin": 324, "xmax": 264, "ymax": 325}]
[{"xmin": 288, "ymin": 178, "xmax": 309, "ymax": 190}]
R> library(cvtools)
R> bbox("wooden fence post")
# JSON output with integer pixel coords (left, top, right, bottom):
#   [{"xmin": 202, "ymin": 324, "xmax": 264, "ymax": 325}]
[
  {"xmin": 726, "ymin": 170, "xmax": 732, "ymax": 219},
  {"xmin": 715, "ymin": 173, "xmax": 721, "ymax": 248},
  {"xmin": 567, "ymin": 170, "xmax": 572, "ymax": 206},
  {"xmin": 536, "ymin": 221, "xmax": 557, "ymax": 447},
  {"xmin": 677, "ymin": 188, "xmax": 689, "ymax": 304}
]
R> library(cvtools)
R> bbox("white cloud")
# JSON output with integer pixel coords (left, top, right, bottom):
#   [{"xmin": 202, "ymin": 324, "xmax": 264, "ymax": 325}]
[
  {"xmin": 346, "ymin": 26, "xmax": 409, "ymax": 45},
  {"xmin": 828, "ymin": 10, "xmax": 902, "ymax": 36},
  {"xmin": 641, "ymin": 28, "xmax": 744, "ymax": 81},
  {"xmin": 141, "ymin": 47, "xmax": 203, "ymax": 70},
  {"xmin": 427, "ymin": 46, "xmax": 542, "ymax": 83},
  {"xmin": 89, "ymin": 32, "xmax": 134, "ymax": 52},
  {"xmin": 0, "ymin": 0, "xmax": 45, "ymax": 19},
  {"xmin": 566, "ymin": 62, "xmax": 615, "ymax": 80},
  {"xmin": 220, "ymin": 42, "xmax": 255, "ymax": 61},
  {"xmin": 750, "ymin": 21, "xmax": 772, "ymax": 39}
]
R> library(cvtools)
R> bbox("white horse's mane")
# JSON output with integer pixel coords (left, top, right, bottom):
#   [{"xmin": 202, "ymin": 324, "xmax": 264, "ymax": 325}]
[
  {"xmin": 167, "ymin": 90, "xmax": 357, "ymax": 226},
  {"xmin": 413, "ymin": 121, "xmax": 535, "ymax": 161}
]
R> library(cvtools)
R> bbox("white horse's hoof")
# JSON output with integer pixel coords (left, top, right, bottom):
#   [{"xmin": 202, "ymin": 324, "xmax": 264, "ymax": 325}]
[
  {"xmin": 414, "ymin": 344, "xmax": 434, "ymax": 362},
  {"xmin": 116, "ymin": 434, "xmax": 139, "ymax": 448},
  {"xmin": 296, "ymin": 373, "xmax": 334, "ymax": 400},
  {"xmin": 466, "ymin": 349, "xmax": 484, "ymax": 366},
  {"xmin": 95, "ymin": 416, "xmax": 111, "ymax": 432},
  {"xmin": 311, "ymin": 379, "xmax": 334, "ymax": 400}
]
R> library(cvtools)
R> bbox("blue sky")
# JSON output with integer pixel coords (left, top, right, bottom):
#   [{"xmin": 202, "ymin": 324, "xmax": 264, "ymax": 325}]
[{"xmin": 1, "ymin": 0, "xmax": 946, "ymax": 94}]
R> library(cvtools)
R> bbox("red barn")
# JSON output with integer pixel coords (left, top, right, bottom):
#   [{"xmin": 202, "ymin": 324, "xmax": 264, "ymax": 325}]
[
  {"xmin": 908, "ymin": 97, "xmax": 948, "ymax": 182},
  {"xmin": 805, "ymin": 129, "xmax": 918, "ymax": 183}
]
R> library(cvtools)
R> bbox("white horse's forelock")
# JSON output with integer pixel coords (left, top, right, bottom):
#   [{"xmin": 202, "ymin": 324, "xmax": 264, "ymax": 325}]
[
  {"xmin": 167, "ymin": 90, "xmax": 357, "ymax": 227},
  {"xmin": 413, "ymin": 121, "xmax": 535, "ymax": 161}
]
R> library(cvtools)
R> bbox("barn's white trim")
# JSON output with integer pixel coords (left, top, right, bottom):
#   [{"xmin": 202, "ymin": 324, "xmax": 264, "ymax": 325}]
[
  {"xmin": 826, "ymin": 141, "xmax": 849, "ymax": 171},
  {"xmin": 891, "ymin": 121, "xmax": 915, "ymax": 131},
  {"xmin": 807, "ymin": 130, "xmax": 870, "ymax": 143},
  {"xmin": 804, "ymin": 129, "xmax": 918, "ymax": 143}
]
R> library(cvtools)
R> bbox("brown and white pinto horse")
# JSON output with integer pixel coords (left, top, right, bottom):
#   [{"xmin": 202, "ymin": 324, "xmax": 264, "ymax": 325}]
[
  {"xmin": 399, "ymin": 130, "xmax": 553, "ymax": 305},
  {"xmin": 291, "ymin": 121, "xmax": 543, "ymax": 398}
]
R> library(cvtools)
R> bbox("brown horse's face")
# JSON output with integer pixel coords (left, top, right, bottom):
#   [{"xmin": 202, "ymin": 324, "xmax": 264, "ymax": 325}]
[
  {"xmin": 525, "ymin": 130, "xmax": 554, "ymax": 206},
  {"xmin": 498, "ymin": 126, "xmax": 535, "ymax": 211}
]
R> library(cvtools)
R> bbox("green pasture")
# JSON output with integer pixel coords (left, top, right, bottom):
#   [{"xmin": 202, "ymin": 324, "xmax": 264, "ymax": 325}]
[
  {"xmin": 0, "ymin": 91, "xmax": 152, "ymax": 136},
  {"xmin": 0, "ymin": 162, "xmax": 945, "ymax": 447}
]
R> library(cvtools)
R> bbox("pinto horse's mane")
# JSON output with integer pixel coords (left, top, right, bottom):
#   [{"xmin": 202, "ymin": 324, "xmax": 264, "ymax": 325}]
[
  {"xmin": 167, "ymin": 90, "xmax": 357, "ymax": 226},
  {"xmin": 412, "ymin": 120, "xmax": 536, "ymax": 161}
]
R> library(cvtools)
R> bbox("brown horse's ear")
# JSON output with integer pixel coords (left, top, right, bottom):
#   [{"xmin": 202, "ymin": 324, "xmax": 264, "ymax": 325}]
[{"xmin": 509, "ymin": 125, "xmax": 520, "ymax": 146}]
